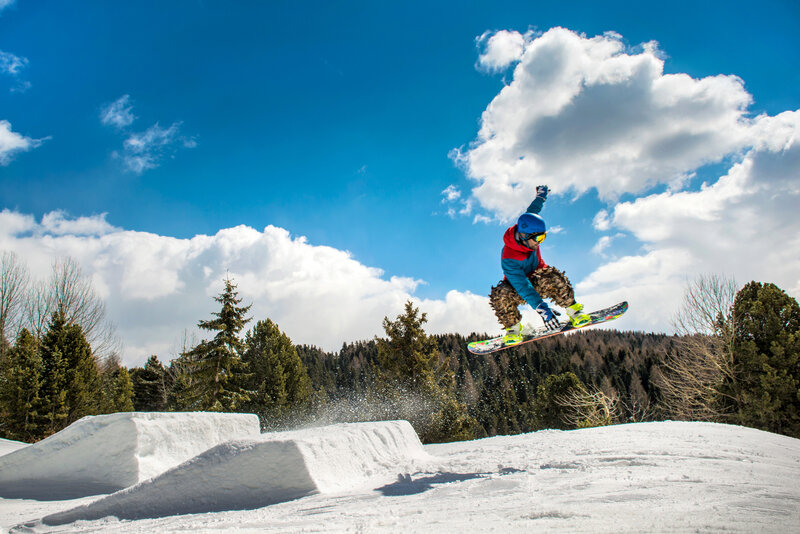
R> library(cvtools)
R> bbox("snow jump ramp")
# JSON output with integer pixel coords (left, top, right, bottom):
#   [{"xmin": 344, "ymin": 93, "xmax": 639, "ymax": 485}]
[
  {"xmin": 0, "ymin": 412, "xmax": 260, "ymax": 500},
  {"xmin": 42, "ymin": 420, "xmax": 429, "ymax": 524}
]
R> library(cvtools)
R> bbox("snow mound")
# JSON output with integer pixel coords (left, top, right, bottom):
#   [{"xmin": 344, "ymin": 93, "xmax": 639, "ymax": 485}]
[
  {"xmin": 0, "ymin": 412, "xmax": 260, "ymax": 500},
  {"xmin": 0, "ymin": 437, "xmax": 27, "ymax": 457},
  {"xmin": 42, "ymin": 420, "xmax": 428, "ymax": 524}
]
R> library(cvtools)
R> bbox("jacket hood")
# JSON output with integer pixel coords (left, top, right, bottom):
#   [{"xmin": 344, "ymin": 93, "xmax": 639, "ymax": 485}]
[
  {"xmin": 503, "ymin": 225, "xmax": 533, "ymax": 254},
  {"xmin": 502, "ymin": 224, "xmax": 548, "ymax": 270}
]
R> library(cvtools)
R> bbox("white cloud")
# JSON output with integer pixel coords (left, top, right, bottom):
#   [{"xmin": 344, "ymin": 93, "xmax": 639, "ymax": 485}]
[
  {"xmin": 100, "ymin": 95, "xmax": 137, "ymax": 129},
  {"xmin": 575, "ymin": 248, "xmax": 697, "ymax": 329},
  {"xmin": 119, "ymin": 122, "xmax": 188, "ymax": 174},
  {"xmin": 0, "ymin": 0, "xmax": 15, "ymax": 13},
  {"xmin": 0, "ymin": 50, "xmax": 26, "ymax": 76},
  {"xmin": 441, "ymin": 185, "xmax": 461, "ymax": 202},
  {"xmin": 417, "ymin": 290, "xmax": 497, "ymax": 336},
  {"xmin": 440, "ymin": 184, "xmax": 478, "ymax": 219},
  {"xmin": 576, "ymin": 112, "xmax": 800, "ymax": 332},
  {"xmin": 40, "ymin": 211, "xmax": 118, "ymax": 236},
  {"xmin": 449, "ymin": 27, "xmax": 800, "ymax": 335},
  {"xmin": 457, "ymin": 27, "xmax": 755, "ymax": 220},
  {"xmin": 0, "ymin": 209, "xmax": 35, "ymax": 235},
  {"xmin": 0, "ymin": 211, "xmax": 499, "ymax": 366},
  {"xmin": 0, "ymin": 120, "xmax": 45, "ymax": 165},
  {"xmin": 100, "ymin": 96, "xmax": 196, "ymax": 174},
  {"xmin": 592, "ymin": 210, "xmax": 611, "ymax": 231},
  {"xmin": 477, "ymin": 30, "xmax": 527, "ymax": 71},
  {"xmin": 591, "ymin": 234, "xmax": 617, "ymax": 256},
  {"xmin": 0, "ymin": 50, "xmax": 30, "ymax": 92}
]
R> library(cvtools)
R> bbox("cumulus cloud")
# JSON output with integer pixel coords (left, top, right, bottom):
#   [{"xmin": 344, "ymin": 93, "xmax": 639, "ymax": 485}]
[
  {"xmin": 449, "ymin": 26, "xmax": 800, "ymax": 335},
  {"xmin": 575, "ymin": 111, "xmax": 800, "ymax": 332},
  {"xmin": 576, "ymin": 248, "xmax": 697, "ymax": 328},
  {"xmin": 40, "ymin": 211, "xmax": 118, "ymax": 236},
  {"xmin": 456, "ymin": 27, "xmax": 756, "ymax": 220},
  {"xmin": 477, "ymin": 30, "xmax": 527, "ymax": 71},
  {"xmin": 0, "ymin": 120, "xmax": 45, "ymax": 165},
  {"xmin": 0, "ymin": 211, "xmax": 498, "ymax": 366},
  {"xmin": 592, "ymin": 210, "xmax": 611, "ymax": 231}
]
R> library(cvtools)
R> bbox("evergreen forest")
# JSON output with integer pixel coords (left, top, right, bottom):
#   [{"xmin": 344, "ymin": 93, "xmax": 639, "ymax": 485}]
[{"xmin": 2, "ymin": 254, "xmax": 799, "ymax": 444}]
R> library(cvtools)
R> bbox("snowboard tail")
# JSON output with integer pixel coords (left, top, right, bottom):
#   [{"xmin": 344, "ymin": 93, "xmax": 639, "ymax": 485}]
[{"xmin": 468, "ymin": 301, "xmax": 628, "ymax": 355}]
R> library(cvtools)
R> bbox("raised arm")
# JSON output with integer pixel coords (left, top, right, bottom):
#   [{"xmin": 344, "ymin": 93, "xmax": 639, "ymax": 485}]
[{"xmin": 525, "ymin": 185, "xmax": 548, "ymax": 214}]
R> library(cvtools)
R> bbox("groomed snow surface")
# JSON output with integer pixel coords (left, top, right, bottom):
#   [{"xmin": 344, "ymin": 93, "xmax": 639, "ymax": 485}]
[
  {"xmin": 0, "ymin": 412, "xmax": 260, "ymax": 500},
  {"xmin": 1, "ymin": 414, "xmax": 799, "ymax": 533},
  {"xmin": 0, "ymin": 441, "xmax": 25, "ymax": 458}
]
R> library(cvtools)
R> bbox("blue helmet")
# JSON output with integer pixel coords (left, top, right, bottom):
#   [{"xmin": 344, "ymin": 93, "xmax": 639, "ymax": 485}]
[{"xmin": 517, "ymin": 213, "xmax": 546, "ymax": 235}]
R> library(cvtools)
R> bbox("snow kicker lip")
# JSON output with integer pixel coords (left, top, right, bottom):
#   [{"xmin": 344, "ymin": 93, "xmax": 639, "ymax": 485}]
[{"xmin": 41, "ymin": 420, "xmax": 428, "ymax": 525}]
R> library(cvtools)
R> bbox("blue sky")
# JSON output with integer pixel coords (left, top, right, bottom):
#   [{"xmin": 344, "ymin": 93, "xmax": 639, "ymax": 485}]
[{"xmin": 2, "ymin": 1, "xmax": 799, "ymax": 364}]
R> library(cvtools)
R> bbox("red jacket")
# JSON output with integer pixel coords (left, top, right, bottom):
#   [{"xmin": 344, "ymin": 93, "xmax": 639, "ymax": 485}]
[{"xmin": 501, "ymin": 224, "xmax": 547, "ymax": 307}]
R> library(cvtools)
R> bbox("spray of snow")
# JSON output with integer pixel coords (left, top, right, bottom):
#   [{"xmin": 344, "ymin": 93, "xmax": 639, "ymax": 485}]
[{"xmin": 284, "ymin": 390, "xmax": 443, "ymax": 433}]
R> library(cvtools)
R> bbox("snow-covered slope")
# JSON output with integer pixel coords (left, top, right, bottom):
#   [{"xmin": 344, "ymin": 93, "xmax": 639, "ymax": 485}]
[
  {"xmin": 0, "ymin": 439, "xmax": 26, "ymax": 458},
  {"xmin": 3, "ymin": 420, "xmax": 800, "ymax": 533},
  {"xmin": 40, "ymin": 420, "xmax": 428, "ymax": 525},
  {"xmin": 0, "ymin": 412, "xmax": 259, "ymax": 500}
]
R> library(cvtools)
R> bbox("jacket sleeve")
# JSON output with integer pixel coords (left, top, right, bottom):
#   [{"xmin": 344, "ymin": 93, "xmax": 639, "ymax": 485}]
[
  {"xmin": 525, "ymin": 196, "xmax": 545, "ymax": 215},
  {"xmin": 502, "ymin": 257, "xmax": 544, "ymax": 309}
]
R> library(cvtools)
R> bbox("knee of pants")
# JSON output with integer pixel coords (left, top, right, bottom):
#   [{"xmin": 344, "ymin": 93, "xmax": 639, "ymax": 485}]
[
  {"xmin": 530, "ymin": 267, "xmax": 575, "ymax": 308},
  {"xmin": 490, "ymin": 282, "xmax": 524, "ymax": 328}
]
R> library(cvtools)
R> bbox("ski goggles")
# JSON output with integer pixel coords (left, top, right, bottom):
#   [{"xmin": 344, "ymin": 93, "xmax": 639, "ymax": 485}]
[{"xmin": 522, "ymin": 232, "xmax": 546, "ymax": 244}]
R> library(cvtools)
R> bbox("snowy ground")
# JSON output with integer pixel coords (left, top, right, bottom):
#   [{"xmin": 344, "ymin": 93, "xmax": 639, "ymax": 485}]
[
  {"xmin": 0, "ymin": 441, "xmax": 25, "ymax": 458},
  {"xmin": 1, "ymin": 418, "xmax": 799, "ymax": 533}
]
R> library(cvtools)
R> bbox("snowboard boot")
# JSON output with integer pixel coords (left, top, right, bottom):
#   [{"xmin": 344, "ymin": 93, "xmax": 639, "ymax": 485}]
[
  {"xmin": 502, "ymin": 322, "xmax": 525, "ymax": 345},
  {"xmin": 566, "ymin": 302, "xmax": 591, "ymax": 328}
]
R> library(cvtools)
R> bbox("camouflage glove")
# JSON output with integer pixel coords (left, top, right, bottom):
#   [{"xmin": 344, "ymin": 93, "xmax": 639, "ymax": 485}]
[{"xmin": 536, "ymin": 185, "xmax": 548, "ymax": 200}]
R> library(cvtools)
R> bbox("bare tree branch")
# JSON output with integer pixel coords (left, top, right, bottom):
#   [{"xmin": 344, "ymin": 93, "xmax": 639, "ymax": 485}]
[
  {"xmin": 24, "ymin": 257, "xmax": 120, "ymax": 359},
  {"xmin": 657, "ymin": 273, "xmax": 739, "ymax": 421},
  {"xmin": 0, "ymin": 251, "xmax": 30, "ymax": 348},
  {"xmin": 556, "ymin": 386, "xmax": 620, "ymax": 428}
]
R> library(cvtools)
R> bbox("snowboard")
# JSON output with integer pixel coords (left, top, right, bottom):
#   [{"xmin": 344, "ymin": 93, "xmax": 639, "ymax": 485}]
[{"xmin": 468, "ymin": 301, "xmax": 628, "ymax": 355}]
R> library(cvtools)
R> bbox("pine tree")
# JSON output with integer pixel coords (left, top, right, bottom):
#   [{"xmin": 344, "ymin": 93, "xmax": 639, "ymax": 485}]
[
  {"xmin": 176, "ymin": 277, "xmax": 252, "ymax": 411},
  {"xmin": 94, "ymin": 355, "xmax": 135, "ymax": 414},
  {"xmin": 107, "ymin": 367, "xmax": 135, "ymax": 412},
  {"xmin": 39, "ymin": 313, "xmax": 100, "ymax": 432},
  {"xmin": 0, "ymin": 329, "xmax": 43, "ymax": 442},
  {"xmin": 39, "ymin": 314, "xmax": 70, "ymax": 436},
  {"xmin": 376, "ymin": 301, "xmax": 476, "ymax": 442},
  {"xmin": 62, "ymin": 323, "xmax": 101, "ymax": 423},
  {"xmin": 728, "ymin": 281, "xmax": 800, "ymax": 437},
  {"xmin": 377, "ymin": 301, "xmax": 440, "ymax": 392},
  {"xmin": 131, "ymin": 355, "xmax": 170, "ymax": 411},
  {"xmin": 240, "ymin": 319, "xmax": 311, "ymax": 429}
]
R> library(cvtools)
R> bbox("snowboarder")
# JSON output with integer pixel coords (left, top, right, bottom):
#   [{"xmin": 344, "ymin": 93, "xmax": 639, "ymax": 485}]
[{"xmin": 489, "ymin": 185, "xmax": 591, "ymax": 345}]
